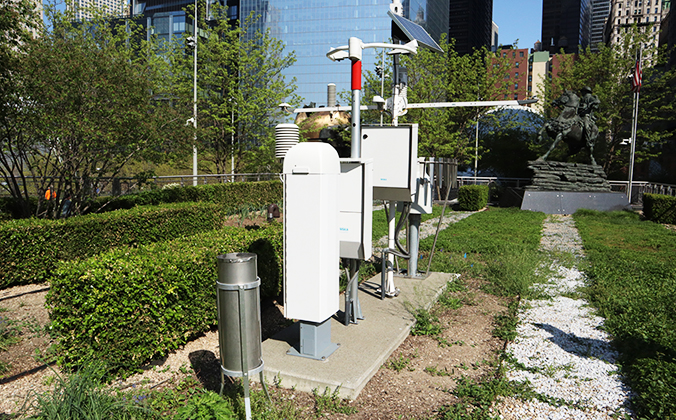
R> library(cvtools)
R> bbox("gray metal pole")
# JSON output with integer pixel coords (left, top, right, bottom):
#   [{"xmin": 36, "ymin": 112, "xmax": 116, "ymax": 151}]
[{"xmin": 408, "ymin": 213, "xmax": 421, "ymax": 276}]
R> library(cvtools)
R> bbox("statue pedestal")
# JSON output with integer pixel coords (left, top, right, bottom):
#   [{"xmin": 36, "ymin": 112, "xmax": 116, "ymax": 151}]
[
  {"xmin": 521, "ymin": 191, "xmax": 629, "ymax": 214},
  {"xmin": 520, "ymin": 161, "xmax": 629, "ymax": 214}
]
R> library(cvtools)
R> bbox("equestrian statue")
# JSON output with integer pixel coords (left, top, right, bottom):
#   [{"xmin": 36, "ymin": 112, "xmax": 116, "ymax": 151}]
[{"xmin": 537, "ymin": 86, "xmax": 600, "ymax": 165}]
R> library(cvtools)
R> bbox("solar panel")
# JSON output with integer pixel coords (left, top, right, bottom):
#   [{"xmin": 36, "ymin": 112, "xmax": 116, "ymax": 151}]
[{"xmin": 388, "ymin": 11, "xmax": 443, "ymax": 54}]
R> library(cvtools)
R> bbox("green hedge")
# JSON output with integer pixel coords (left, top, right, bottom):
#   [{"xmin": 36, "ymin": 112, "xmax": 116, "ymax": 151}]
[
  {"xmin": 643, "ymin": 193, "xmax": 676, "ymax": 224},
  {"xmin": 458, "ymin": 185, "xmax": 489, "ymax": 211},
  {"xmin": 47, "ymin": 224, "xmax": 282, "ymax": 375},
  {"xmin": 0, "ymin": 202, "xmax": 239, "ymax": 289},
  {"xmin": 91, "ymin": 180, "xmax": 282, "ymax": 213}
]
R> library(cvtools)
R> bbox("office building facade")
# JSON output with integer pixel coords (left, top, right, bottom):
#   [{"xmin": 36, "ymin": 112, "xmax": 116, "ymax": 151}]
[
  {"xmin": 590, "ymin": 0, "xmax": 611, "ymax": 51},
  {"xmin": 605, "ymin": 0, "xmax": 670, "ymax": 51},
  {"xmin": 542, "ymin": 0, "xmax": 592, "ymax": 53},
  {"xmin": 240, "ymin": 0, "xmax": 449, "ymax": 105},
  {"xmin": 71, "ymin": 0, "xmax": 129, "ymax": 20},
  {"xmin": 448, "ymin": 0, "xmax": 493, "ymax": 55}
]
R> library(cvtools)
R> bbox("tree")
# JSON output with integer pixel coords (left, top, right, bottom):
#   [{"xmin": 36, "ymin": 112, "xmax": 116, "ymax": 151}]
[
  {"xmin": 176, "ymin": 3, "xmax": 300, "ymax": 175},
  {"xmin": 0, "ymin": 0, "xmax": 41, "ymax": 217},
  {"xmin": 397, "ymin": 36, "xmax": 512, "ymax": 163},
  {"xmin": 537, "ymin": 25, "xmax": 675, "ymax": 177},
  {"xmin": 0, "ymin": 4, "xmax": 190, "ymax": 218}
]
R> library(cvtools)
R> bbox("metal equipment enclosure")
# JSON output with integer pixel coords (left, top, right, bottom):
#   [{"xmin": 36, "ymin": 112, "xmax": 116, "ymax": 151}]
[
  {"xmin": 361, "ymin": 125, "xmax": 418, "ymax": 202},
  {"xmin": 339, "ymin": 159, "xmax": 374, "ymax": 260},
  {"xmin": 282, "ymin": 142, "xmax": 340, "ymax": 323}
]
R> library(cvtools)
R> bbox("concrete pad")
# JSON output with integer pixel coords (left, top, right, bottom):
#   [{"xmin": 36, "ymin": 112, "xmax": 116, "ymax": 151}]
[{"xmin": 256, "ymin": 272, "xmax": 453, "ymax": 399}]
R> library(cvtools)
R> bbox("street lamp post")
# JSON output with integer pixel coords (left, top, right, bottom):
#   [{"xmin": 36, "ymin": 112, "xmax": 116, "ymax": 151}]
[
  {"xmin": 192, "ymin": 0, "xmax": 198, "ymax": 187},
  {"xmin": 474, "ymin": 116, "xmax": 479, "ymax": 183}
]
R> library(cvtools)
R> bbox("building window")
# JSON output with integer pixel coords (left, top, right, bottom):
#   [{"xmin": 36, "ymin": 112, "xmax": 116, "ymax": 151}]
[
  {"xmin": 504, "ymin": 73, "xmax": 510, "ymax": 79},
  {"xmin": 515, "ymin": 72, "xmax": 519, "ymax": 78},
  {"xmin": 528, "ymin": 75, "xmax": 532, "ymax": 82},
  {"xmin": 514, "ymin": 94, "xmax": 519, "ymax": 100},
  {"xmin": 504, "ymin": 94, "xmax": 509, "ymax": 99},
  {"xmin": 503, "ymin": 52, "xmax": 507, "ymax": 57},
  {"xmin": 515, "ymin": 83, "xmax": 519, "ymax": 89},
  {"xmin": 512, "ymin": 51, "xmax": 516, "ymax": 58},
  {"xmin": 528, "ymin": 85, "xmax": 532, "ymax": 91},
  {"xmin": 520, "ymin": 51, "xmax": 524, "ymax": 57},
  {"xmin": 515, "ymin": 62, "xmax": 520, "ymax": 68}
]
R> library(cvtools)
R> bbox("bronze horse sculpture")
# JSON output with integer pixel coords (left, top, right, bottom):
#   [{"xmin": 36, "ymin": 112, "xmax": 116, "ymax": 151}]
[{"xmin": 537, "ymin": 88, "xmax": 599, "ymax": 165}]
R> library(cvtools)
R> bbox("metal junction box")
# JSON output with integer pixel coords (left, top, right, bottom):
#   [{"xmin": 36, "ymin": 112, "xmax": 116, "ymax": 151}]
[
  {"xmin": 283, "ymin": 142, "xmax": 340, "ymax": 323},
  {"xmin": 361, "ymin": 125, "xmax": 418, "ymax": 202},
  {"xmin": 339, "ymin": 159, "xmax": 373, "ymax": 260}
]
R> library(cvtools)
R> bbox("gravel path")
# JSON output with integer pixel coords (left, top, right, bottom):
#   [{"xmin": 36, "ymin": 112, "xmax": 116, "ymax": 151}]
[
  {"xmin": 497, "ymin": 215, "xmax": 634, "ymax": 419},
  {"xmin": 374, "ymin": 209, "xmax": 474, "ymax": 249}
]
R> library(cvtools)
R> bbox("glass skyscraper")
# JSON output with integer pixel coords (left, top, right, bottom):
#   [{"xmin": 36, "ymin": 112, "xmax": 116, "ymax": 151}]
[
  {"xmin": 542, "ymin": 0, "xmax": 592, "ymax": 53},
  {"xmin": 240, "ymin": 0, "xmax": 448, "ymax": 106}
]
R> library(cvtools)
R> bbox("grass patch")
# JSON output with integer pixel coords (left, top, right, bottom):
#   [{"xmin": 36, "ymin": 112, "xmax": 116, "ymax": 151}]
[
  {"xmin": 0, "ymin": 315, "xmax": 21, "ymax": 352},
  {"xmin": 312, "ymin": 386, "xmax": 357, "ymax": 416},
  {"xmin": 387, "ymin": 351, "xmax": 417, "ymax": 372},
  {"xmin": 411, "ymin": 309, "xmax": 443, "ymax": 337},
  {"xmin": 574, "ymin": 209, "xmax": 676, "ymax": 419}
]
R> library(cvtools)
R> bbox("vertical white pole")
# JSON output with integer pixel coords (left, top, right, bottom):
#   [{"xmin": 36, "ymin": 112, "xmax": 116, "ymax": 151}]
[
  {"xmin": 474, "ymin": 117, "xmax": 479, "ymax": 183},
  {"xmin": 192, "ymin": 0, "xmax": 198, "ymax": 186},
  {"xmin": 231, "ymin": 106, "xmax": 235, "ymax": 181},
  {"xmin": 628, "ymin": 90, "xmax": 639, "ymax": 204},
  {"xmin": 387, "ymin": 201, "xmax": 396, "ymax": 294},
  {"xmin": 380, "ymin": 47, "xmax": 385, "ymax": 127},
  {"xmin": 628, "ymin": 46, "xmax": 641, "ymax": 204}
]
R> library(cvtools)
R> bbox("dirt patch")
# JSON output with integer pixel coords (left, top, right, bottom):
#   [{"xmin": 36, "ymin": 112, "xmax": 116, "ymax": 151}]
[
  {"xmin": 0, "ymin": 284, "xmax": 54, "ymax": 382},
  {"xmin": 315, "ymin": 276, "xmax": 508, "ymax": 419}
]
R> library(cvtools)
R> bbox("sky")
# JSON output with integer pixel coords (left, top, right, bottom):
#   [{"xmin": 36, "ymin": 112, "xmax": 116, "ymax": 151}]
[{"xmin": 493, "ymin": 0, "xmax": 543, "ymax": 50}]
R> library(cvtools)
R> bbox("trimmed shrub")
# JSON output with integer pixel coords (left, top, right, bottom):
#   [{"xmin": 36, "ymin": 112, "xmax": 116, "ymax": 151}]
[
  {"xmin": 643, "ymin": 193, "xmax": 676, "ymax": 224},
  {"xmin": 458, "ymin": 185, "xmax": 489, "ymax": 211},
  {"xmin": 90, "ymin": 180, "xmax": 282, "ymax": 213},
  {"xmin": 0, "ymin": 202, "xmax": 236, "ymax": 288},
  {"xmin": 47, "ymin": 224, "xmax": 283, "ymax": 376}
]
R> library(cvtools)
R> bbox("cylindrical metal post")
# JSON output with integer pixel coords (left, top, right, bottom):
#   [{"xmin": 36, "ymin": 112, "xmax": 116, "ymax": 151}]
[
  {"xmin": 216, "ymin": 253, "xmax": 264, "ymax": 378},
  {"xmin": 351, "ymin": 59, "xmax": 362, "ymax": 159}
]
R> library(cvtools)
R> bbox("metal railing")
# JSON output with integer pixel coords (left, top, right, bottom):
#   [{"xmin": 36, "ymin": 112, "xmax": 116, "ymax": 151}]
[
  {"xmin": 457, "ymin": 176, "xmax": 531, "ymax": 189},
  {"xmin": 608, "ymin": 180, "xmax": 676, "ymax": 204}
]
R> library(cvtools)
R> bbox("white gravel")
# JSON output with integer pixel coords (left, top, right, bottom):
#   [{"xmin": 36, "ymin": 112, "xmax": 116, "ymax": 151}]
[{"xmin": 497, "ymin": 215, "xmax": 634, "ymax": 420}]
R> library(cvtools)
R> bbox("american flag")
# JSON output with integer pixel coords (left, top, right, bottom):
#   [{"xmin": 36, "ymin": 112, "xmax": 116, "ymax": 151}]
[{"xmin": 631, "ymin": 58, "xmax": 642, "ymax": 93}]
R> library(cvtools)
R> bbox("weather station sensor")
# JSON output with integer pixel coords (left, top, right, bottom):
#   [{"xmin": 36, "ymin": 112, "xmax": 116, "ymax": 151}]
[{"xmin": 283, "ymin": 142, "xmax": 341, "ymax": 360}]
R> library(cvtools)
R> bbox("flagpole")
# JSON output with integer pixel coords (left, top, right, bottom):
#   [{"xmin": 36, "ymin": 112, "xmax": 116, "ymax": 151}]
[
  {"xmin": 627, "ymin": 46, "xmax": 642, "ymax": 205},
  {"xmin": 628, "ymin": 90, "xmax": 639, "ymax": 204}
]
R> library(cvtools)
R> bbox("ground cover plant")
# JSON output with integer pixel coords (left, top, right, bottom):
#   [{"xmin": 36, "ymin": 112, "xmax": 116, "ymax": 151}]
[
  {"xmin": 416, "ymin": 207, "xmax": 548, "ymax": 416},
  {"xmin": 573, "ymin": 209, "xmax": 676, "ymax": 419},
  {"xmin": 421, "ymin": 207, "xmax": 545, "ymax": 297}
]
